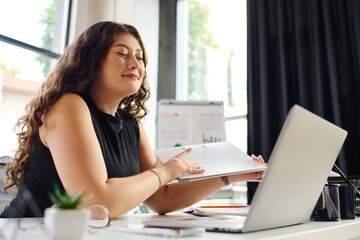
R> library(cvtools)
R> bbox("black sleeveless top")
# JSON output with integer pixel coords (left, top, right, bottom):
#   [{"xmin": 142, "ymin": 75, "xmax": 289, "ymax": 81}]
[{"xmin": 0, "ymin": 93, "xmax": 140, "ymax": 217}]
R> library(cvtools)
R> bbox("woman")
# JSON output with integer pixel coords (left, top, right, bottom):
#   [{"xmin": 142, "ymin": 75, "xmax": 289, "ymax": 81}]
[{"xmin": 1, "ymin": 21, "xmax": 265, "ymax": 218}]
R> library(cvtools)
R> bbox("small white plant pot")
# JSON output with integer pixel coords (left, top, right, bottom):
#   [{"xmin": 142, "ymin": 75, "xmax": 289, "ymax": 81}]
[{"xmin": 44, "ymin": 207, "xmax": 89, "ymax": 240}]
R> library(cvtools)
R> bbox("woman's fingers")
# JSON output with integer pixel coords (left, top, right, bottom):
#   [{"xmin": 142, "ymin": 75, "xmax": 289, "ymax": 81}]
[
  {"xmin": 174, "ymin": 148, "xmax": 192, "ymax": 158},
  {"xmin": 251, "ymin": 154, "xmax": 266, "ymax": 165},
  {"xmin": 183, "ymin": 160, "xmax": 204, "ymax": 173},
  {"xmin": 192, "ymin": 162, "xmax": 204, "ymax": 173},
  {"xmin": 174, "ymin": 148, "xmax": 205, "ymax": 173},
  {"xmin": 163, "ymin": 148, "xmax": 204, "ymax": 179}
]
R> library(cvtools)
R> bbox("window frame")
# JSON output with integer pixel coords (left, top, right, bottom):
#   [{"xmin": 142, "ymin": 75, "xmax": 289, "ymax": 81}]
[
  {"xmin": 158, "ymin": 0, "xmax": 248, "ymax": 148},
  {"xmin": 0, "ymin": 0, "xmax": 72, "ymax": 157},
  {"xmin": 0, "ymin": 0, "xmax": 72, "ymax": 62}
]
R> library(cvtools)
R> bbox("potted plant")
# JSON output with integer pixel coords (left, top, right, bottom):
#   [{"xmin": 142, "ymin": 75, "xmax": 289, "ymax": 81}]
[
  {"xmin": 356, "ymin": 187, "xmax": 360, "ymax": 216},
  {"xmin": 44, "ymin": 183, "xmax": 89, "ymax": 240}
]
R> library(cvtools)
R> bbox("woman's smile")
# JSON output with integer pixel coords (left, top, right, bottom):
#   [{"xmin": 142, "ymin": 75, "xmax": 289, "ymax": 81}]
[{"xmin": 122, "ymin": 73, "xmax": 139, "ymax": 80}]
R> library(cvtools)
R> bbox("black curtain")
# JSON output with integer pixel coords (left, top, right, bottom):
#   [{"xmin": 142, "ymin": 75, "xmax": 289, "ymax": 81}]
[{"xmin": 247, "ymin": 0, "xmax": 360, "ymax": 177}]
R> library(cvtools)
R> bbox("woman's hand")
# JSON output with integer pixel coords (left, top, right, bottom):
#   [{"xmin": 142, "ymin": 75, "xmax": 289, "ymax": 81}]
[
  {"xmin": 228, "ymin": 154, "xmax": 266, "ymax": 183},
  {"xmin": 157, "ymin": 148, "xmax": 205, "ymax": 183}
]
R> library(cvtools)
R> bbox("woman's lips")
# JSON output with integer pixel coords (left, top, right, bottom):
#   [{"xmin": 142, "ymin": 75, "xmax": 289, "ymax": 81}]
[{"xmin": 122, "ymin": 73, "xmax": 139, "ymax": 80}]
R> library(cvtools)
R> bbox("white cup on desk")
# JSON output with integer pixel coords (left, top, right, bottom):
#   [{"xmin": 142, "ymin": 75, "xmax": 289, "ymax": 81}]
[{"xmin": 44, "ymin": 207, "xmax": 89, "ymax": 240}]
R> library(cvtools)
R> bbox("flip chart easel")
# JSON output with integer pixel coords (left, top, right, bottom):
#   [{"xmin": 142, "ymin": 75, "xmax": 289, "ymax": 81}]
[{"xmin": 156, "ymin": 99, "xmax": 226, "ymax": 148}]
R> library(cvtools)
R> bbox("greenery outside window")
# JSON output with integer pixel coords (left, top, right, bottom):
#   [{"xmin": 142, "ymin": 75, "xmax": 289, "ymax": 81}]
[
  {"xmin": 176, "ymin": 0, "xmax": 248, "ymax": 205},
  {"xmin": 177, "ymin": 0, "xmax": 248, "ymax": 152}
]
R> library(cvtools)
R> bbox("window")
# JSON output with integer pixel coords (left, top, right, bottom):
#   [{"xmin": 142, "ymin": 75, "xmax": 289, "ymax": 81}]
[
  {"xmin": 0, "ymin": 0, "xmax": 69, "ymax": 157},
  {"xmin": 176, "ymin": 0, "xmax": 248, "ymax": 205},
  {"xmin": 176, "ymin": 0, "xmax": 248, "ymax": 152}
]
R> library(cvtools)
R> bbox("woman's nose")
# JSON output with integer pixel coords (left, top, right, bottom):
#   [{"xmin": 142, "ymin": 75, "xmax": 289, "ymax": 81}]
[{"xmin": 127, "ymin": 55, "xmax": 140, "ymax": 69}]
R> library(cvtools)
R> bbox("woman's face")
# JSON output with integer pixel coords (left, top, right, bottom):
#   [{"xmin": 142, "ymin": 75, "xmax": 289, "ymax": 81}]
[{"xmin": 98, "ymin": 33, "xmax": 145, "ymax": 99}]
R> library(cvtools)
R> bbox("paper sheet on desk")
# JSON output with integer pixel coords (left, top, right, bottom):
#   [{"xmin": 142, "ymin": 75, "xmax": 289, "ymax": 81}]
[
  {"xmin": 116, "ymin": 226, "xmax": 205, "ymax": 237},
  {"xmin": 193, "ymin": 206, "xmax": 251, "ymax": 216},
  {"xmin": 154, "ymin": 142, "xmax": 267, "ymax": 182}
]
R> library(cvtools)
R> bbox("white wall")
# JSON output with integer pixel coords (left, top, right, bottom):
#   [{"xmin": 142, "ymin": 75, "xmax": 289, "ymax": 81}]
[
  {"xmin": 69, "ymin": 0, "xmax": 159, "ymax": 147},
  {"xmin": 0, "ymin": 91, "xmax": 35, "ymax": 156},
  {"xmin": 115, "ymin": 0, "xmax": 159, "ymax": 148}
]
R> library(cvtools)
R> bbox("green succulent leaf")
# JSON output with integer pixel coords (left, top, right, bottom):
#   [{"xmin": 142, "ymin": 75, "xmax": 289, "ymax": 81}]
[
  {"xmin": 47, "ymin": 182, "xmax": 85, "ymax": 209},
  {"xmin": 355, "ymin": 187, "xmax": 360, "ymax": 196}
]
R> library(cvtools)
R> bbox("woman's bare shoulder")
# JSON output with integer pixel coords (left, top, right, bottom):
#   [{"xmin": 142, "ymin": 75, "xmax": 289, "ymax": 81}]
[
  {"xmin": 49, "ymin": 93, "xmax": 88, "ymax": 116},
  {"xmin": 54, "ymin": 93, "xmax": 86, "ymax": 107},
  {"xmin": 41, "ymin": 93, "xmax": 91, "ymax": 141}
]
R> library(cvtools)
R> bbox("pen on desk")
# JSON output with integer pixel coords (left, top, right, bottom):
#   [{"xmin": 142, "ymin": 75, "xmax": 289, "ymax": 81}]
[{"xmin": 198, "ymin": 205, "xmax": 247, "ymax": 208}]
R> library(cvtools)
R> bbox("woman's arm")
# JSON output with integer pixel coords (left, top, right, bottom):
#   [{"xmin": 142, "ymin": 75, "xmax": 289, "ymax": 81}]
[
  {"xmin": 40, "ymin": 93, "xmax": 203, "ymax": 218},
  {"xmin": 138, "ymin": 122, "xmax": 265, "ymax": 214}
]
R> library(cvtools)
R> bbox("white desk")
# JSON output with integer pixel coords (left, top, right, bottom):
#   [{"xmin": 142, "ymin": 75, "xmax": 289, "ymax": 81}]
[{"xmin": 1, "ymin": 214, "xmax": 360, "ymax": 240}]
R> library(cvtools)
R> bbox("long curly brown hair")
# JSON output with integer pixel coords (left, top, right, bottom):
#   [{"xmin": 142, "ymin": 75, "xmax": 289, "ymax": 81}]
[{"xmin": 4, "ymin": 21, "xmax": 150, "ymax": 190}]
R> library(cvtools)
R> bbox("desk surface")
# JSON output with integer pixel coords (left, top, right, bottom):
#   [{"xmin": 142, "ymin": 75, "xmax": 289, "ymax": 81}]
[{"xmin": 1, "ymin": 213, "xmax": 360, "ymax": 240}]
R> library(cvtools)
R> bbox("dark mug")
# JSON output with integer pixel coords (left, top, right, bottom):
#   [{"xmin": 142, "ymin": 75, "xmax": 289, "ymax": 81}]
[
  {"xmin": 311, "ymin": 184, "xmax": 341, "ymax": 221},
  {"xmin": 338, "ymin": 185, "xmax": 355, "ymax": 219}
]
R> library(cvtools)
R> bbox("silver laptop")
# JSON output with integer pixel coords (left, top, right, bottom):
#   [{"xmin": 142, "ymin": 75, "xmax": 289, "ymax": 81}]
[{"xmin": 144, "ymin": 105, "xmax": 348, "ymax": 233}]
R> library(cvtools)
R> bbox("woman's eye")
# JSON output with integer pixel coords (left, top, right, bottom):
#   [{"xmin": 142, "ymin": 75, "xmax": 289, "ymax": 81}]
[
  {"xmin": 118, "ymin": 53, "xmax": 127, "ymax": 57},
  {"xmin": 136, "ymin": 56, "xmax": 144, "ymax": 61}
]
